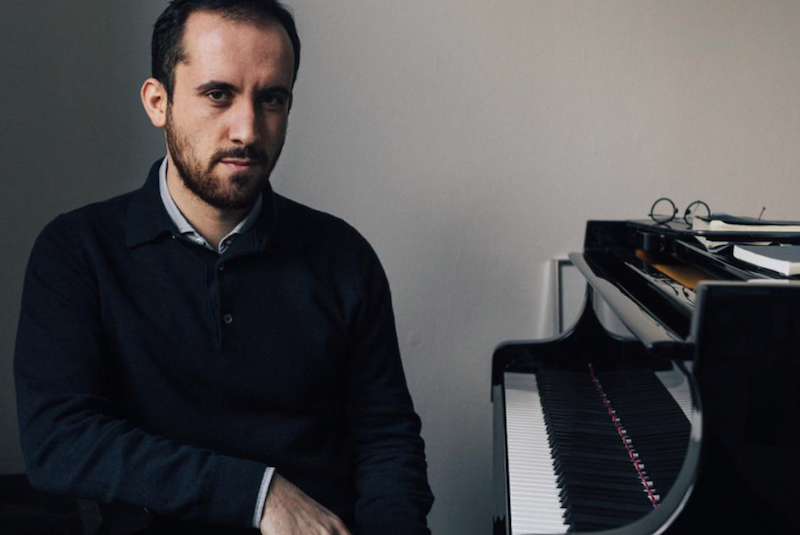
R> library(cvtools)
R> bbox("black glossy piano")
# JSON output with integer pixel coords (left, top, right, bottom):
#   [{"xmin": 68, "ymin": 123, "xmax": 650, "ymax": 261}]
[{"xmin": 492, "ymin": 219, "xmax": 800, "ymax": 534}]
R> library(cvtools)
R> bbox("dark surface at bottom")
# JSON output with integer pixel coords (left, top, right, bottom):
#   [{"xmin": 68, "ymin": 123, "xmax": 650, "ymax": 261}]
[{"xmin": 0, "ymin": 474, "xmax": 82, "ymax": 535}]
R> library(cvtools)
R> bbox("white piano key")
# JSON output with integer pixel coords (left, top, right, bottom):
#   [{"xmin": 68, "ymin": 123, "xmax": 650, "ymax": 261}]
[{"xmin": 505, "ymin": 372, "xmax": 568, "ymax": 534}]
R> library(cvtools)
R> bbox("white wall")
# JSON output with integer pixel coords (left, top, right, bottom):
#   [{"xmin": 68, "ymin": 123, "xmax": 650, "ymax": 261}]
[
  {"xmin": 3, "ymin": 1, "xmax": 800, "ymax": 534},
  {"xmin": 279, "ymin": 3, "xmax": 800, "ymax": 532}
]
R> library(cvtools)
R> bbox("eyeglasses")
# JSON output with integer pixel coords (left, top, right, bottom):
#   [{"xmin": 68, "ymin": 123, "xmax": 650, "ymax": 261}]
[{"xmin": 648, "ymin": 197, "xmax": 710, "ymax": 225}]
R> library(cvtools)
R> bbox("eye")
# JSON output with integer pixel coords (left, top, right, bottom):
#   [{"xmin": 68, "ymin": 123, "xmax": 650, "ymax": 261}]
[
  {"xmin": 262, "ymin": 93, "xmax": 287, "ymax": 108},
  {"xmin": 206, "ymin": 90, "xmax": 230, "ymax": 103}
]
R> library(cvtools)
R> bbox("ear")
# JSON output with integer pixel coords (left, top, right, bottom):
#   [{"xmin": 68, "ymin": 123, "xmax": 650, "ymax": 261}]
[{"xmin": 141, "ymin": 78, "xmax": 168, "ymax": 128}]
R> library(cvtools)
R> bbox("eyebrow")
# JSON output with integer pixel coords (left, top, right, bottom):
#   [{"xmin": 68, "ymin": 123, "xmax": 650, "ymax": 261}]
[
  {"xmin": 195, "ymin": 80, "xmax": 293, "ymax": 99},
  {"xmin": 195, "ymin": 80, "xmax": 238, "ymax": 94},
  {"xmin": 257, "ymin": 86, "xmax": 292, "ymax": 100}
]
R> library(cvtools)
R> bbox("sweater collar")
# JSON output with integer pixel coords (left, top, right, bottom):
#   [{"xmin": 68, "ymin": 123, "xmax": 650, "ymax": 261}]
[{"xmin": 125, "ymin": 158, "xmax": 277, "ymax": 252}]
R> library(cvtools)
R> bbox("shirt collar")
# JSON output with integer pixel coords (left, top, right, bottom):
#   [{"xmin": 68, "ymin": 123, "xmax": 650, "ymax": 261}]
[
  {"xmin": 125, "ymin": 158, "xmax": 277, "ymax": 253},
  {"xmin": 157, "ymin": 157, "xmax": 263, "ymax": 252}
]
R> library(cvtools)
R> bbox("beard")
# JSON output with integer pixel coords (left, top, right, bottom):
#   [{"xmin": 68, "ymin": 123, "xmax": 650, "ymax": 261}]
[{"xmin": 164, "ymin": 107, "xmax": 281, "ymax": 211}]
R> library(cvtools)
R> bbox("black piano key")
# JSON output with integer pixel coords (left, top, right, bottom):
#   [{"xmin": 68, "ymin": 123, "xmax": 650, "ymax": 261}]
[
  {"xmin": 534, "ymin": 366, "xmax": 689, "ymax": 532},
  {"xmin": 556, "ymin": 466, "xmax": 646, "ymax": 483},
  {"xmin": 559, "ymin": 486, "xmax": 654, "ymax": 502},
  {"xmin": 562, "ymin": 493, "xmax": 654, "ymax": 514}
]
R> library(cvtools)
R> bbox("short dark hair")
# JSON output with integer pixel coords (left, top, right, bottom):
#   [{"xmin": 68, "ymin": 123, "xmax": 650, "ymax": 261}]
[{"xmin": 152, "ymin": 0, "xmax": 301, "ymax": 99}]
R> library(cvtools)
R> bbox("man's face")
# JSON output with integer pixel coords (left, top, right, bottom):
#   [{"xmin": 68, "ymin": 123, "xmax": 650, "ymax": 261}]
[{"xmin": 165, "ymin": 11, "xmax": 295, "ymax": 210}]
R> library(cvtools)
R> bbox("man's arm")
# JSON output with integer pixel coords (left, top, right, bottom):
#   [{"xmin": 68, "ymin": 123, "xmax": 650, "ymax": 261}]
[
  {"xmin": 14, "ymin": 215, "xmax": 267, "ymax": 527},
  {"xmin": 344, "ymin": 244, "xmax": 434, "ymax": 534}
]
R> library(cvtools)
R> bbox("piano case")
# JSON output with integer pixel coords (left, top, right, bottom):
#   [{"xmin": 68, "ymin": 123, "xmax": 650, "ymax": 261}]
[{"xmin": 492, "ymin": 219, "xmax": 800, "ymax": 534}]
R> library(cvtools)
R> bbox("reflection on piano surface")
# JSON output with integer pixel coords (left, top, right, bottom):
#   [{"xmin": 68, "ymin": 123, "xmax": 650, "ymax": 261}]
[{"xmin": 492, "ymin": 219, "xmax": 800, "ymax": 534}]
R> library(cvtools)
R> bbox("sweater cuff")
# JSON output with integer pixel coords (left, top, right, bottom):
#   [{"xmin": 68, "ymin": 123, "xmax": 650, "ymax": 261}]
[
  {"xmin": 202, "ymin": 456, "xmax": 269, "ymax": 527},
  {"xmin": 252, "ymin": 467, "xmax": 276, "ymax": 528}
]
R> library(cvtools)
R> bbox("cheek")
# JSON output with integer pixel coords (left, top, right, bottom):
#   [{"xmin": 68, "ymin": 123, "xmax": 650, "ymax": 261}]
[
  {"xmin": 266, "ymin": 116, "xmax": 289, "ymax": 144},
  {"xmin": 173, "ymin": 115, "xmax": 214, "ymax": 152},
  {"xmin": 189, "ymin": 128, "xmax": 222, "ymax": 160}
]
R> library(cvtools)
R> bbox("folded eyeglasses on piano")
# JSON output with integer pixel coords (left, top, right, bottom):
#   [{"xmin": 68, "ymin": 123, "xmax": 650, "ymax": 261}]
[{"xmin": 492, "ymin": 219, "xmax": 800, "ymax": 534}]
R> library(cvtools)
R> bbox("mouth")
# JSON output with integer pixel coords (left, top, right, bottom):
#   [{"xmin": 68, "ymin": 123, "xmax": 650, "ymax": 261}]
[{"xmin": 219, "ymin": 159, "xmax": 263, "ymax": 172}]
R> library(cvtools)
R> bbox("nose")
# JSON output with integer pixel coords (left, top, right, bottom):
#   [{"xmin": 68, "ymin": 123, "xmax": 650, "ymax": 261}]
[{"xmin": 228, "ymin": 101, "xmax": 260, "ymax": 146}]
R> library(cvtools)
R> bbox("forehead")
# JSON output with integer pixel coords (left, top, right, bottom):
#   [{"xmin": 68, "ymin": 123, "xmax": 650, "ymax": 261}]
[{"xmin": 177, "ymin": 10, "xmax": 295, "ymax": 88}]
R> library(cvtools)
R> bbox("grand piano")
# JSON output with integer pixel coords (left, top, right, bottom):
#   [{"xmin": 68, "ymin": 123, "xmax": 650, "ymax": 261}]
[{"xmin": 492, "ymin": 219, "xmax": 800, "ymax": 534}]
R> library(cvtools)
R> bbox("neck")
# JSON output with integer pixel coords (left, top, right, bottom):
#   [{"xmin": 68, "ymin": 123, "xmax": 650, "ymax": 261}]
[{"xmin": 166, "ymin": 162, "xmax": 250, "ymax": 248}]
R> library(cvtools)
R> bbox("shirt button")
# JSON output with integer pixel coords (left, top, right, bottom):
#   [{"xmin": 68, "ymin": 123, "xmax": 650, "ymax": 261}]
[{"xmin": 223, "ymin": 313, "xmax": 234, "ymax": 325}]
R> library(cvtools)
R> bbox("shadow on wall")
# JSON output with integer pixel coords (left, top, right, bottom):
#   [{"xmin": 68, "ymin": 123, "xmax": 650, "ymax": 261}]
[{"xmin": 0, "ymin": 1, "xmax": 167, "ymax": 474}]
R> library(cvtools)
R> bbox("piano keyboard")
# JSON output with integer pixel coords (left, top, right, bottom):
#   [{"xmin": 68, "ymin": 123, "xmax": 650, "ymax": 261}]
[
  {"xmin": 504, "ymin": 366, "xmax": 691, "ymax": 533},
  {"xmin": 506, "ymin": 372, "xmax": 569, "ymax": 534}
]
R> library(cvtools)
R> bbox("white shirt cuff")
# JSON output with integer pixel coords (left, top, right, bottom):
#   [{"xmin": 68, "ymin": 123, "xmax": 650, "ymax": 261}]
[{"xmin": 252, "ymin": 466, "xmax": 276, "ymax": 529}]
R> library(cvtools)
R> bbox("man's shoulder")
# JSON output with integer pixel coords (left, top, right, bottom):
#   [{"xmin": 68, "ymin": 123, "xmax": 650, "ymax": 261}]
[
  {"xmin": 273, "ymin": 194, "xmax": 389, "ymax": 289},
  {"xmin": 41, "ymin": 189, "xmax": 139, "ymax": 243},
  {"xmin": 25, "ymin": 188, "xmax": 144, "ymax": 281},
  {"xmin": 40, "ymin": 159, "xmax": 162, "ymax": 245},
  {"xmin": 274, "ymin": 193, "xmax": 373, "ymax": 254}
]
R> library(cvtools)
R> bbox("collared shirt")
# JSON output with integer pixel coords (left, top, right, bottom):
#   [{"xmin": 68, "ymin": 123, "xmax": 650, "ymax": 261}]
[
  {"xmin": 158, "ymin": 156, "xmax": 274, "ymax": 527},
  {"xmin": 158, "ymin": 157, "xmax": 263, "ymax": 254}
]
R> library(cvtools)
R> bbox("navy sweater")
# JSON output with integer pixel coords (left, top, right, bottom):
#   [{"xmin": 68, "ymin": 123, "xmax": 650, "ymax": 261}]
[{"xmin": 14, "ymin": 160, "xmax": 433, "ymax": 533}]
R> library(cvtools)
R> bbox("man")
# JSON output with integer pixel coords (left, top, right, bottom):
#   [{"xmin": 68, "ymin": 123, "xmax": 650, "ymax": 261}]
[{"xmin": 14, "ymin": 1, "xmax": 433, "ymax": 533}]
